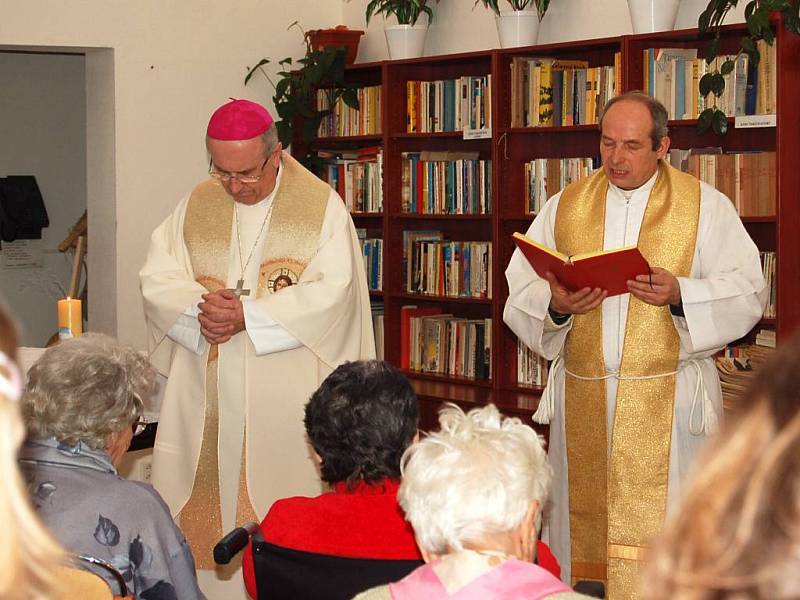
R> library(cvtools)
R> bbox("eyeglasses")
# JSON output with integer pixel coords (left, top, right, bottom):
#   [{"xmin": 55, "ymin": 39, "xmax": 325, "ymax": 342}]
[
  {"xmin": 209, "ymin": 156, "xmax": 270, "ymax": 184},
  {"xmin": 131, "ymin": 417, "xmax": 148, "ymax": 437}
]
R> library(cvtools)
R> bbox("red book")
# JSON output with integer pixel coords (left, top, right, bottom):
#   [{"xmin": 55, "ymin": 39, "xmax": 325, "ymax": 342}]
[
  {"xmin": 512, "ymin": 232, "xmax": 650, "ymax": 297},
  {"xmin": 400, "ymin": 305, "xmax": 442, "ymax": 369}
]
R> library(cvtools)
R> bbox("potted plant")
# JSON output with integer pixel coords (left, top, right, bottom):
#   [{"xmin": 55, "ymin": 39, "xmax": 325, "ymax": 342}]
[
  {"xmin": 364, "ymin": 0, "xmax": 440, "ymax": 59},
  {"xmin": 474, "ymin": 0, "xmax": 550, "ymax": 48},
  {"xmin": 245, "ymin": 22, "xmax": 360, "ymax": 161},
  {"xmin": 697, "ymin": 0, "xmax": 800, "ymax": 134}
]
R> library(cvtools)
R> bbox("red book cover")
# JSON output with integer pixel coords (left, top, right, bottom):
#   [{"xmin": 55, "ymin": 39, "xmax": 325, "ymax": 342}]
[
  {"xmin": 400, "ymin": 305, "xmax": 442, "ymax": 369},
  {"xmin": 512, "ymin": 232, "xmax": 650, "ymax": 297}
]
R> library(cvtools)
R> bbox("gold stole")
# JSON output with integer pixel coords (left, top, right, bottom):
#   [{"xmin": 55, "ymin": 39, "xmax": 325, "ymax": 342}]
[
  {"xmin": 555, "ymin": 162, "xmax": 699, "ymax": 597},
  {"xmin": 179, "ymin": 152, "xmax": 330, "ymax": 568}
]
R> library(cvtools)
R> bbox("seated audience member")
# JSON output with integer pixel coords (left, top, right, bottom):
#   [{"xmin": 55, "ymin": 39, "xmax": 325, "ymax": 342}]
[
  {"xmin": 0, "ymin": 304, "xmax": 63, "ymax": 600},
  {"xmin": 356, "ymin": 404, "xmax": 592, "ymax": 600},
  {"xmin": 242, "ymin": 360, "xmax": 423, "ymax": 598},
  {"xmin": 643, "ymin": 336, "xmax": 800, "ymax": 599},
  {"xmin": 19, "ymin": 333, "xmax": 205, "ymax": 600}
]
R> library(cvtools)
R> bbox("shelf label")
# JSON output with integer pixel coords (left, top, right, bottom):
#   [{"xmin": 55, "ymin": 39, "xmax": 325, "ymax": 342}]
[
  {"xmin": 734, "ymin": 114, "xmax": 776, "ymax": 128},
  {"xmin": 463, "ymin": 127, "xmax": 492, "ymax": 140}
]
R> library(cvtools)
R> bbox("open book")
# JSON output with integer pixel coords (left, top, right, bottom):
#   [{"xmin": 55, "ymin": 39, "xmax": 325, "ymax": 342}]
[{"xmin": 512, "ymin": 232, "xmax": 650, "ymax": 297}]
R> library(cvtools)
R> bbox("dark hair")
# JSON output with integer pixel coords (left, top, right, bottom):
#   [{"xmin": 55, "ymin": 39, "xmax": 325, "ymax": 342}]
[
  {"xmin": 599, "ymin": 90, "xmax": 669, "ymax": 151},
  {"xmin": 304, "ymin": 360, "xmax": 418, "ymax": 487}
]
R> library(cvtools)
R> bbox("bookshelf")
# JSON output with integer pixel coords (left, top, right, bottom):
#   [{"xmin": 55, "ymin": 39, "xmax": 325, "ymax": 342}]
[{"xmin": 294, "ymin": 22, "xmax": 800, "ymax": 429}]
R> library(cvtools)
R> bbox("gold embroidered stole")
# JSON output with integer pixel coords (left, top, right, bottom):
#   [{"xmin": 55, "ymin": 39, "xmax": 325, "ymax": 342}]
[
  {"xmin": 555, "ymin": 163, "xmax": 699, "ymax": 597},
  {"xmin": 180, "ymin": 152, "xmax": 329, "ymax": 567}
]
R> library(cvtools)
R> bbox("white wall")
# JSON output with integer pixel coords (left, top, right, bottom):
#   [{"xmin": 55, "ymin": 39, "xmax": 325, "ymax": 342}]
[
  {"xmin": 0, "ymin": 52, "xmax": 86, "ymax": 346},
  {"xmin": 343, "ymin": 0, "xmax": 746, "ymax": 62}
]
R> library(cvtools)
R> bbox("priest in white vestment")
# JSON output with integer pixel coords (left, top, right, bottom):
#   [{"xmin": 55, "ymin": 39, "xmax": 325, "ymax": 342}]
[
  {"xmin": 503, "ymin": 92, "xmax": 766, "ymax": 596},
  {"xmin": 140, "ymin": 99, "xmax": 375, "ymax": 597}
]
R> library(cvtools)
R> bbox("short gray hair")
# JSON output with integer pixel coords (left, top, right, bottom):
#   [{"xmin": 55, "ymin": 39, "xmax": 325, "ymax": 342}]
[
  {"xmin": 398, "ymin": 404, "xmax": 552, "ymax": 554},
  {"xmin": 22, "ymin": 334, "xmax": 155, "ymax": 449},
  {"xmin": 260, "ymin": 124, "xmax": 280, "ymax": 156},
  {"xmin": 599, "ymin": 90, "xmax": 669, "ymax": 151}
]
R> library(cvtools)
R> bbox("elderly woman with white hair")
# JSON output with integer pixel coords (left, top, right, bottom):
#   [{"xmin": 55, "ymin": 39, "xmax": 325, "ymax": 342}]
[
  {"xmin": 19, "ymin": 333, "xmax": 205, "ymax": 600},
  {"xmin": 355, "ymin": 404, "xmax": 591, "ymax": 600}
]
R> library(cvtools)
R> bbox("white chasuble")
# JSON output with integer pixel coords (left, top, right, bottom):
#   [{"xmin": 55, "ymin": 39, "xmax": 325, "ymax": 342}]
[
  {"xmin": 503, "ymin": 168, "xmax": 766, "ymax": 586},
  {"xmin": 140, "ymin": 153, "xmax": 375, "ymax": 586}
]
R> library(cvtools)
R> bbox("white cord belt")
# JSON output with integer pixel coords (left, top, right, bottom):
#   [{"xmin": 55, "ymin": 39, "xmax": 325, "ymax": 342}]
[{"xmin": 533, "ymin": 355, "xmax": 718, "ymax": 436}]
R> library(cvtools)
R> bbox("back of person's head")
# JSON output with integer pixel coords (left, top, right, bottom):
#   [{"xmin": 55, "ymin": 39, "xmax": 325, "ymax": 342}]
[
  {"xmin": 304, "ymin": 360, "xmax": 418, "ymax": 487},
  {"xmin": 0, "ymin": 303, "xmax": 62, "ymax": 599},
  {"xmin": 398, "ymin": 403, "xmax": 552, "ymax": 555},
  {"xmin": 22, "ymin": 332, "xmax": 155, "ymax": 449},
  {"xmin": 644, "ymin": 335, "xmax": 800, "ymax": 599}
]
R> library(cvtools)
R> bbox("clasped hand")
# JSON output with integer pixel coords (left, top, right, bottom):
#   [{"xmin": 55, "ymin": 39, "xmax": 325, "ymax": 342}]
[
  {"xmin": 545, "ymin": 266, "xmax": 681, "ymax": 316},
  {"xmin": 198, "ymin": 289, "xmax": 246, "ymax": 345}
]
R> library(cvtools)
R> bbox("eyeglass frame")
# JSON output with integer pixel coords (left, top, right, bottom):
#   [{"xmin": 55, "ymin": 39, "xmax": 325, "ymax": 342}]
[
  {"xmin": 208, "ymin": 144, "xmax": 281, "ymax": 184},
  {"xmin": 131, "ymin": 417, "xmax": 149, "ymax": 437}
]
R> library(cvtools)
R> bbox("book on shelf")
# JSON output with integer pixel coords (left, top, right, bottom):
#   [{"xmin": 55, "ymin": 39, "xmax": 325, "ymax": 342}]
[
  {"xmin": 510, "ymin": 55, "xmax": 618, "ymax": 127},
  {"xmin": 669, "ymin": 149, "xmax": 776, "ymax": 217},
  {"xmin": 319, "ymin": 146, "xmax": 383, "ymax": 213},
  {"xmin": 371, "ymin": 302, "xmax": 385, "ymax": 360},
  {"xmin": 760, "ymin": 251, "xmax": 776, "ymax": 319},
  {"xmin": 512, "ymin": 232, "xmax": 649, "ymax": 297},
  {"xmin": 405, "ymin": 233, "xmax": 492, "ymax": 299},
  {"xmin": 401, "ymin": 151, "xmax": 492, "ymax": 215},
  {"xmin": 716, "ymin": 341, "xmax": 775, "ymax": 411},
  {"xmin": 642, "ymin": 42, "xmax": 775, "ymax": 119},
  {"xmin": 517, "ymin": 342, "xmax": 549, "ymax": 386},
  {"xmin": 401, "ymin": 305, "xmax": 492, "ymax": 380},
  {"xmin": 317, "ymin": 84, "xmax": 382, "ymax": 137},
  {"xmin": 359, "ymin": 237, "xmax": 383, "ymax": 291},
  {"xmin": 524, "ymin": 157, "xmax": 599, "ymax": 214},
  {"xmin": 406, "ymin": 75, "xmax": 492, "ymax": 134}
]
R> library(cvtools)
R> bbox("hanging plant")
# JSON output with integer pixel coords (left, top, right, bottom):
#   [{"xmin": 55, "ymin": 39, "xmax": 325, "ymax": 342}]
[{"xmin": 697, "ymin": 0, "xmax": 800, "ymax": 135}]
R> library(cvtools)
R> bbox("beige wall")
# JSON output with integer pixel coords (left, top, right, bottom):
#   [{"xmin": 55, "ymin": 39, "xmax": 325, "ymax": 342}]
[
  {"xmin": 1, "ymin": 0, "xmax": 343, "ymax": 348},
  {"xmin": 1, "ymin": 0, "xmax": 746, "ymax": 349}
]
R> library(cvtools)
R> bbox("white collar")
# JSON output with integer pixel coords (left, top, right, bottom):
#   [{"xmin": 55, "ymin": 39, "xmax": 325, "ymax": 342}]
[{"xmin": 607, "ymin": 169, "xmax": 659, "ymax": 203}]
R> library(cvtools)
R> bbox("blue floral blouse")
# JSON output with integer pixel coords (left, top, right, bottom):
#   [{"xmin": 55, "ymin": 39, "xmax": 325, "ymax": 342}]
[{"xmin": 19, "ymin": 437, "xmax": 206, "ymax": 600}]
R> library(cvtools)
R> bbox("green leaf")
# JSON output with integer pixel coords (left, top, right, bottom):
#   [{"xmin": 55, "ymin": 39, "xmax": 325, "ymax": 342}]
[
  {"xmin": 276, "ymin": 121, "xmax": 292, "ymax": 148},
  {"xmin": 740, "ymin": 36, "xmax": 756, "ymax": 52},
  {"xmin": 699, "ymin": 72, "xmax": 715, "ymax": 97},
  {"xmin": 720, "ymin": 58, "xmax": 736, "ymax": 76},
  {"xmin": 698, "ymin": 6, "xmax": 713, "ymax": 32},
  {"xmin": 341, "ymin": 88, "xmax": 360, "ymax": 110},
  {"xmin": 697, "ymin": 107, "xmax": 714, "ymax": 134},
  {"xmin": 711, "ymin": 72, "xmax": 726, "ymax": 96},
  {"xmin": 244, "ymin": 58, "xmax": 270, "ymax": 86},
  {"xmin": 711, "ymin": 108, "xmax": 728, "ymax": 135}
]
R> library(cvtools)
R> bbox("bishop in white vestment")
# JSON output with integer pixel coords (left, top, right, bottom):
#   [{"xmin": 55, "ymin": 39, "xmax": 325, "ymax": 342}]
[
  {"xmin": 503, "ymin": 93, "xmax": 766, "ymax": 595},
  {"xmin": 139, "ymin": 100, "xmax": 374, "ymax": 596}
]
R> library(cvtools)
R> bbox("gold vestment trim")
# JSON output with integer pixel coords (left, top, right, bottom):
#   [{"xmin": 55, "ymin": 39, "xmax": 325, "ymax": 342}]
[
  {"xmin": 180, "ymin": 153, "xmax": 329, "ymax": 565},
  {"xmin": 556, "ymin": 162, "xmax": 700, "ymax": 597}
]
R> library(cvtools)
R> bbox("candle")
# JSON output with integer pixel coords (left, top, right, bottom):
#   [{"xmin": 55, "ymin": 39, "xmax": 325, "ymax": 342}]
[{"xmin": 58, "ymin": 297, "xmax": 82, "ymax": 339}]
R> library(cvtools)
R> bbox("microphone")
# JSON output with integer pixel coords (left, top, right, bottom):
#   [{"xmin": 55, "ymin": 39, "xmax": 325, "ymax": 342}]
[{"xmin": 213, "ymin": 521, "xmax": 260, "ymax": 565}]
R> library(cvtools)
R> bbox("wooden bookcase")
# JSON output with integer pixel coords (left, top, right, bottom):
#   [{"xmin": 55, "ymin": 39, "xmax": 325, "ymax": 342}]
[{"xmin": 297, "ymin": 22, "xmax": 800, "ymax": 431}]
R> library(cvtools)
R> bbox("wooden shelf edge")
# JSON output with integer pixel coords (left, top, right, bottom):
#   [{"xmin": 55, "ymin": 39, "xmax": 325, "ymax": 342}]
[{"xmin": 391, "ymin": 292, "xmax": 493, "ymax": 305}]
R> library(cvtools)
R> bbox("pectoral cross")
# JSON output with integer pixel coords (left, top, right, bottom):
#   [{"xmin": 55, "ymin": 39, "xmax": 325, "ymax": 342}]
[{"xmin": 233, "ymin": 279, "xmax": 250, "ymax": 298}]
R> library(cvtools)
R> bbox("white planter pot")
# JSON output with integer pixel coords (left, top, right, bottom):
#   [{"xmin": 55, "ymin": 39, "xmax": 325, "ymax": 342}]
[
  {"xmin": 495, "ymin": 10, "xmax": 541, "ymax": 48},
  {"xmin": 627, "ymin": 0, "xmax": 681, "ymax": 34},
  {"xmin": 384, "ymin": 23, "xmax": 428, "ymax": 59}
]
